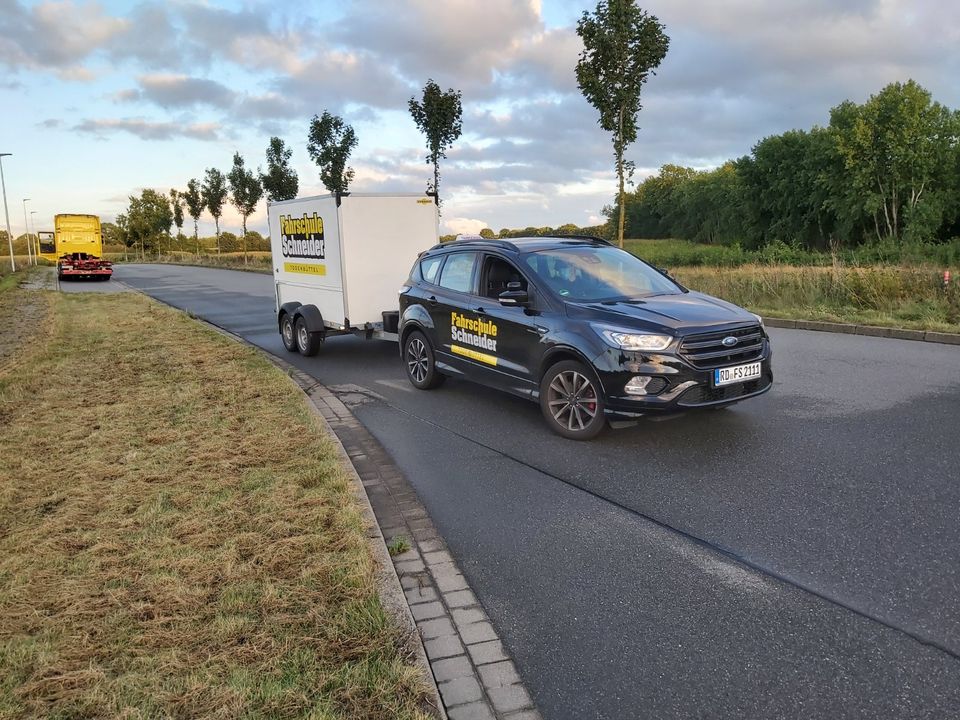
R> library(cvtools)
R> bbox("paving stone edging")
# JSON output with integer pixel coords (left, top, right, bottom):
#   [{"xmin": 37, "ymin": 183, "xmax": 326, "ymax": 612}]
[
  {"xmin": 763, "ymin": 316, "xmax": 960, "ymax": 345},
  {"xmin": 128, "ymin": 282, "xmax": 542, "ymax": 720}
]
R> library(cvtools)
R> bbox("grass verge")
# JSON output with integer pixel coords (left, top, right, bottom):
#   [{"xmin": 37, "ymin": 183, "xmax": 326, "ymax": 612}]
[
  {"xmin": 675, "ymin": 265, "xmax": 960, "ymax": 333},
  {"xmin": 0, "ymin": 287, "xmax": 431, "ymax": 719}
]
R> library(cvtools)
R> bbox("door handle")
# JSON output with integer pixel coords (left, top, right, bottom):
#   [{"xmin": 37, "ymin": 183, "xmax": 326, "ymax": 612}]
[
  {"xmin": 428, "ymin": 295, "xmax": 438, "ymax": 306},
  {"xmin": 473, "ymin": 306, "xmax": 486, "ymax": 314}
]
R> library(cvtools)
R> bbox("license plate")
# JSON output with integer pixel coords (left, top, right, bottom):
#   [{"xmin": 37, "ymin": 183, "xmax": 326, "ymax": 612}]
[{"xmin": 714, "ymin": 361, "xmax": 762, "ymax": 387}]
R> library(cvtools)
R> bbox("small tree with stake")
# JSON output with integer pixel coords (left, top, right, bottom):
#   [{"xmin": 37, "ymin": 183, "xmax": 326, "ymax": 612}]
[
  {"xmin": 170, "ymin": 189, "xmax": 184, "ymax": 248},
  {"xmin": 576, "ymin": 0, "xmax": 669, "ymax": 247},
  {"xmin": 201, "ymin": 167, "xmax": 228, "ymax": 255},
  {"xmin": 306, "ymin": 112, "xmax": 357, "ymax": 194},
  {"xmin": 228, "ymin": 152, "xmax": 264, "ymax": 265},
  {"xmin": 182, "ymin": 178, "xmax": 204, "ymax": 253},
  {"xmin": 408, "ymin": 79, "xmax": 463, "ymax": 207},
  {"xmin": 261, "ymin": 136, "xmax": 299, "ymax": 201}
]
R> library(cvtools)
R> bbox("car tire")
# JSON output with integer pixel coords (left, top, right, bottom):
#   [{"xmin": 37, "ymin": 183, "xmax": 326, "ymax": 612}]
[
  {"xmin": 294, "ymin": 316, "xmax": 322, "ymax": 356},
  {"xmin": 404, "ymin": 330, "xmax": 445, "ymax": 390},
  {"xmin": 280, "ymin": 313, "xmax": 298, "ymax": 353},
  {"xmin": 539, "ymin": 360, "xmax": 606, "ymax": 440}
]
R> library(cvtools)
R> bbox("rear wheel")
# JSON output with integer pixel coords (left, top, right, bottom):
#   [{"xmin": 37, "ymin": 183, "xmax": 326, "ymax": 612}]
[
  {"xmin": 539, "ymin": 360, "xmax": 606, "ymax": 440},
  {"xmin": 280, "ymin": 313, "xmax": 297, "ymax": 353},
  {"xmin": 295, "ymin": 316, "xmax": 322, "ymax": 356},
  {"xmin": 404, "ymin": 330, "xmax": 445, "ymax": 389}
]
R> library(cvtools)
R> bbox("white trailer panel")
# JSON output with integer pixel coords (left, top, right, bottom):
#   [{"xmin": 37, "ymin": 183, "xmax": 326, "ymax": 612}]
[{"xmin": 268, "ymin": 193, "xmax": 438, "ymax": 332}]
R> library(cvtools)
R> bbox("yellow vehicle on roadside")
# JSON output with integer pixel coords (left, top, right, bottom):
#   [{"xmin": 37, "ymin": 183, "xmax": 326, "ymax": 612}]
[{"xmin": 42, "ymin": 214, "xmax": 113, "ymax": 280}]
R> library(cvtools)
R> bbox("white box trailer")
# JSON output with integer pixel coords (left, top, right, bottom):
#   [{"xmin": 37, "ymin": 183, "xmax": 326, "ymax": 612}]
[{"xmin": 268, "ymin": 192, "xmax": 439, "ymax": 355}]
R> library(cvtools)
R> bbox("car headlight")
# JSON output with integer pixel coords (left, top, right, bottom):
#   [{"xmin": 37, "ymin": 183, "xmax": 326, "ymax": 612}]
[
  {"xmin": 593, "ymin": 324, "xmax": 673, "ymax": 352},
  {"xmin": 750, "ymin": 312, "xmax": 765, "ymax": 328}
]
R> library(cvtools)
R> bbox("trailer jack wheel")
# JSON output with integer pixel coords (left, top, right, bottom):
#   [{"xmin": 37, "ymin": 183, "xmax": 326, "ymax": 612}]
[{"xmin": 295, "ymin": 316, "xmax": 322, "ymax": 356}]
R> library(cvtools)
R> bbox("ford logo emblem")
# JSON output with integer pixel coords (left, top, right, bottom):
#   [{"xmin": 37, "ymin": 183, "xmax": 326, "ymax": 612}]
[{"xmin": 722, "ymin": 336, "xmax": 739, "ymax": 347}]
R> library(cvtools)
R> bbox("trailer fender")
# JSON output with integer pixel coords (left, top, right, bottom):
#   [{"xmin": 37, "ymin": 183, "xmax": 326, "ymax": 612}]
[
  {"xmin": 278, "ymin": 301, "xmax": 302, "ymax": 331},
  {"xmin": 294, "ymin": 304, "xmax": 326, "ymax": 336}
]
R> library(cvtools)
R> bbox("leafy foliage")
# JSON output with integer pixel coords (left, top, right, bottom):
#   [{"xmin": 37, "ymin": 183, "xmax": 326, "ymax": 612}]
[
  {"xmin": 576, "ymin": 0, "xmax": 669, "ymax": 247},
  {"xmin": 307, "ymin": 111, "xmax": 358, "ymax": 194},
  {"xmin": 117, "ymin": 189, "xmax": 173, "ymax": 258},
  {"xmin": 182, "ymin": 178, "xmax": 204, "ymax": 246},
  {"xmin": 612, "ymin": 80, "xmax": 960, "ymax": 251},
  {"xmin": 408, "ymin": 79, "xmax": 463, "ymax": 204},
  {"xmin": 227, "ymin": 152, "xmax": 265, "ymax": 263},
  {"xmin": 201, "ymin": 167, "xmax": 229, "ymax": 251},
  {"xmin": 169, "ymin": 189, "xmax": 185, "ymax": 238},
  {"xmin": 261, "ymin": 136, "xmax": 299, "ymax": 201}
]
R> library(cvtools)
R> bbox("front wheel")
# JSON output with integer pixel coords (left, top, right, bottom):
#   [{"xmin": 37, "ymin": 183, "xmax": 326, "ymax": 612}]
[
  {"xmin": 539, "ymin": 360, "xmax": 606, "ymax": 440},
  {"xmin": 280, "ymin": 313, "xmax": 297, "ymax": 353},
  {"xmin": 403, "ymin": 330, "xmax": 445, "ymax": 389},
  {"xmin": 295, "ymin": 316, "xmax": 322, "ymax": 356}
]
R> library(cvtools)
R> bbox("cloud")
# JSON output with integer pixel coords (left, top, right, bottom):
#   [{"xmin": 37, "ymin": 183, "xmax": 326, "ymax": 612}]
[
  {"xmin": 72, "ymin": 118, "xmax": 222, "ymax": 141},
  {"xmin": 37, "ymin": 118, "xmax": 62, "ymax": 128},
  {"xmin": 443, "ymin": 217, "xmax": 489, "ymax": 235},
  {"xmin": 119, "ymin": 74, "xmax": 235, "ymax": 109},
  {"xmin": 0, "ymin": 0, "xmax": 128, "ymax": 73}
]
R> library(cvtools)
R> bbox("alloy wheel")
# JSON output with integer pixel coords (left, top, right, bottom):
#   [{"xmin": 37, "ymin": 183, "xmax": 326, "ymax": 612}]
[{"xmin": 547, "ymin": 370, "xmax": 598, "ymax": 433}]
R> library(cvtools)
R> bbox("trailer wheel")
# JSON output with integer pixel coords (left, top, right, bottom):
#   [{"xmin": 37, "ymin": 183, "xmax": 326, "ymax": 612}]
[
  {"xmin": 403, "ymin": 330, "xmax": 445, "ymax": 390},
  {"xmin": 280, "ymin": 313, "xmax": 298, "ymax": 353},
  {"xmin": 295, "ymin": 316, "xmax": 322, "ymax": 357}
]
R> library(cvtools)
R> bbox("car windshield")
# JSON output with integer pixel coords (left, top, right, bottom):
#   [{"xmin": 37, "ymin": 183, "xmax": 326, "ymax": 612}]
[{"xmin": 523, "ymin": 246, "xmax": 682, "ymax": 302}]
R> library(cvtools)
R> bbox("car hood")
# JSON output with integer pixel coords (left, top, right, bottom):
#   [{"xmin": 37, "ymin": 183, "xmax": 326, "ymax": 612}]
[{"xmin": 565, "ymin": 291, "xmax": 757, "ymax": 334}]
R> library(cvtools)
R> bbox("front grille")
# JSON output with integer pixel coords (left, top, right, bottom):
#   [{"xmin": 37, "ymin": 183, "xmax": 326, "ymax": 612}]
[
  {"xmin": 678, "ymin": 324, "xmax": 764, "ymax": 369},
  {"xmin": 677, "ymin": 373, "xmax": 772, "ymax": 407}
]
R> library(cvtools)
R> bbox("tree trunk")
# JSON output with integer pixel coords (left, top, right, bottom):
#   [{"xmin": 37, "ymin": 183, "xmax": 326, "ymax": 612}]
[
  {"xmin": 616, "ymin": 106, "xmax": 626, "ymax": 248},
  {"xmin": 242, "ymin": 217, "xmax": 248, "ymax": 265},
  {"xmin": 215, "ymin": 218, "xmax": 221, "ymax": 255},
  {"xmin": 194, "ymin": 219, "xmax": 199, "ymax": 255}
]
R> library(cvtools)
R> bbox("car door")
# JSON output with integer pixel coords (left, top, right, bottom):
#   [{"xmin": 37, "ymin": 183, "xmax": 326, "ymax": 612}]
[
  {"xmin": 457, "ymin": 254, "xmax": 544, "ymax": 397},
  {"xmin": 429, "ymin": 251, "xmax": 481, "ymax": 374}
]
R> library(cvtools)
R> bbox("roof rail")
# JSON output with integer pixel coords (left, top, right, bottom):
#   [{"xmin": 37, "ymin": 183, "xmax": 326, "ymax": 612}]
[{"xmin": 439, "ymin": 236, "xmax": 519, "ymax": 251}]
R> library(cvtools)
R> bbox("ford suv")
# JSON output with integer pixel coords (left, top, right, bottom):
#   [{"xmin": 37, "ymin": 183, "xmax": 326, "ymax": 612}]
[{"xmin": 398, "ymin": 236, "xmax": 772, "ymax": 439}]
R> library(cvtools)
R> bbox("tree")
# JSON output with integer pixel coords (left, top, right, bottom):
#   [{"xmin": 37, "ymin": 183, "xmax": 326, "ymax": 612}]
[
  {"xmin": 120, "ymin": 189, "xmax": 173, "ymax": 260},
  {"xmin": 576, "ymin": 0, "xmax": 669, "ymax": 247},
  {"xmin": 408, "ymin": 79, "xmax": 463, "ymax": 205},
  {"xmin": 170, "ymin": 189, "xmax": 184, "ymax": 243},
  {"xmin": 307, "ymin": 111, "xmax": 357, "ymax": 194},
  {"xmin": 830, "ymin": 80, "xmax": 956, "ymax": 244},
  {"xmin": 228, "ymin": 152, "xmax": 264, "ymax": 264},
  {"xmin": 182, "ymin": 178, "xmax": 204, "ymax": 253},
  {"xmin": 201, "ymin": 167, "xmax": 228, "ymax": 254},
  {"xmin": 261, "ymin": 136, "xmax": 299, "ymax": 201}
]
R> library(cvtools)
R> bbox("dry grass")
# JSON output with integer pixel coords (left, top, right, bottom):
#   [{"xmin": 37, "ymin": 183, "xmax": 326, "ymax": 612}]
[
  {"xmin": 676, "ymin": 264, "xmax": 960, "ymax": 332},
  {"xmin": 0, "ymin": 289, "xmax": 432, "ymax": 719}
]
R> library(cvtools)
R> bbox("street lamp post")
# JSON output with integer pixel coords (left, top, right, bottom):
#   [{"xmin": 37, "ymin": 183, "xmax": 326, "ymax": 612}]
[
  {"xmin": 0, "ymin": 153, "xmax": 14, "ymax": 272},
  {"xmin": 22, "ymin": 198, "xmax": 32, "ymax": 266}
]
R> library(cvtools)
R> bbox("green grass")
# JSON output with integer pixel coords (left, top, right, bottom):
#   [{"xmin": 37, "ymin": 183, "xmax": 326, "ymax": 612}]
[
  {"xmin": 0, "ymin": 290, "xmax": 432, "ymax": 719},
  {"xmin": 675, "ymin": 265, "xmax": 960, "ymax": 333},
  {"xmin": 625, "ymin": 237, "xmax": 960, "ymax": 269}
]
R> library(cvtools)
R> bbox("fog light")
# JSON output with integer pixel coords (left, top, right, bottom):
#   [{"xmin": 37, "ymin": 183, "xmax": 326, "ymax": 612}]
[{"xmin": 625, "ymin": 376, "xmax": 653, "ymax": 395}]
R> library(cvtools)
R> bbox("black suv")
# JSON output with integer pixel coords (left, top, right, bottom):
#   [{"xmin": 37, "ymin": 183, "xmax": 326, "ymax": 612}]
[{"xmin": 398, "ymin": 236, "xmax": 773, "ymax": 439}]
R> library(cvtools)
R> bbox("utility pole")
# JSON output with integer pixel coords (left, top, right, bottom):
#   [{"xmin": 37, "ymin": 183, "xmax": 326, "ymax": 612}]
[
  {"xmin": 0, "ymin": 153, "xmax": 14, "ymax": 272},
  {"xmin": 22, "ymin": 198, "xmax": 33, "ymax": 266}
]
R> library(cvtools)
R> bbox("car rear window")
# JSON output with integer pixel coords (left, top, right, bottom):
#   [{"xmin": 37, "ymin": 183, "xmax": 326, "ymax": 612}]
[
  {"xmin": 438, "ymin": 252, "xmax": 478, "ymax": 294},
  {"xmin": 420, "ymin": 255, "xmax": 443, "ymax": 284}
]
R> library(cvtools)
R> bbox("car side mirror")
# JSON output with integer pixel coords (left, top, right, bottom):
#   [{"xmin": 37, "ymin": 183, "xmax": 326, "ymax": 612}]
[{"xmin": 499, "ymin": 282, "xmax": 529, "ymax": 307}]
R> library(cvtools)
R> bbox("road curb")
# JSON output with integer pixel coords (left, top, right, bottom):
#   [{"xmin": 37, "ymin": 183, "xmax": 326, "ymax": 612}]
[
  {"xmin": 124, "ymin": 284, "xmax": 541, "ymax": 720},
  {"xmin": 763, "ymin": 317, "xmax": 960, "ymax": 345}
]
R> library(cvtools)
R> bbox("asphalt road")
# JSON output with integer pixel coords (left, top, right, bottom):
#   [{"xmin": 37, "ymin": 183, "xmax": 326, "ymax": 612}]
[{"xmin": 107, "ymin": 264, "xmax": 960, "ymax": 719}]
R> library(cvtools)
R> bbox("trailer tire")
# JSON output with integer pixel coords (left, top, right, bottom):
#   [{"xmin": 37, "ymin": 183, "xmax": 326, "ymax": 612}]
[
  {"xmin": 403, "ymin": 330, "xmax": 445, "ymax": 390},
  {"xmin": 280, "ymin": 313, "xmax": 298, "ymax": 353},
  {"xmin": 295, "ymin": 316, "xmax": 322, "ymax": 357}
]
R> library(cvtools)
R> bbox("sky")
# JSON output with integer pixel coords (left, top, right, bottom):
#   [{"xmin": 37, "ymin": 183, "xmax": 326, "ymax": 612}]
[{"xmin": 1, "ymin": 0, "xmax": 959, "ymax": 238}]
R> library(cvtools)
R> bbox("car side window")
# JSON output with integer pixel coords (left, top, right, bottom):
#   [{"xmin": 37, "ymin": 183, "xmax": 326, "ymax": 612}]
[
  {"xmin": 482, "ymin": 256, "xmax": 527, "ymax": 299},
  {"xmin": 438, "ymin": 252, "xmax": 478, "ymax": 294},
  {"xmin": 420, "ymin": 256, "xmax": 443, "ymax": 285}
]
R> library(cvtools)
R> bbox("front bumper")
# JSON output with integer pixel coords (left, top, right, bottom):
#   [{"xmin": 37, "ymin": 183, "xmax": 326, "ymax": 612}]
[{"xmin": 594, "ymin": 341, "xmax": 773, "ymax": 419}]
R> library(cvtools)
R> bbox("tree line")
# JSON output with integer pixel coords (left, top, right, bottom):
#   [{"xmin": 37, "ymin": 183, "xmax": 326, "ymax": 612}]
[
  {"xmin": 117, "ymin": 79, "xmax": 464, "ymax": 261},
  {"xmin": 610, "ymin": 80, "xmax": 960, "ymax": 251}
]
